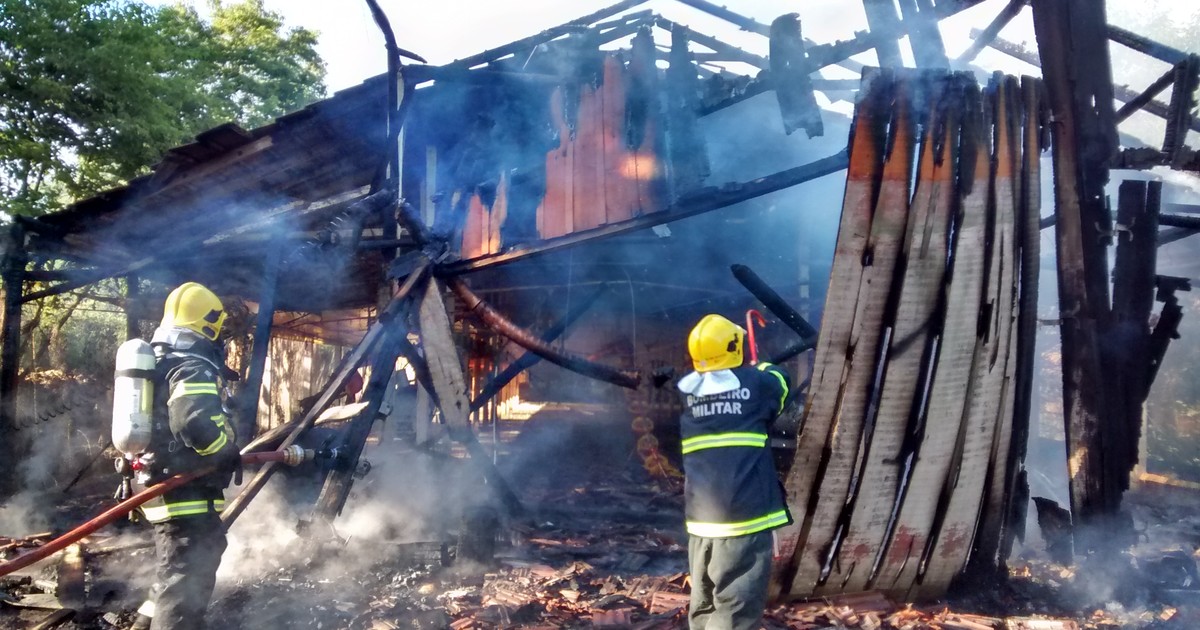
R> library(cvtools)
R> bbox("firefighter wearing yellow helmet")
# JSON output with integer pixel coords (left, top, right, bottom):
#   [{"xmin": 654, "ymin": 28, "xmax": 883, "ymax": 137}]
[
  {"xmin": 677, "ymin": 314, "xmax": 791, "ymax": 630},
  {"xmin": 133, "ymin": 282, "xmax": 239, "ymax": 630}
]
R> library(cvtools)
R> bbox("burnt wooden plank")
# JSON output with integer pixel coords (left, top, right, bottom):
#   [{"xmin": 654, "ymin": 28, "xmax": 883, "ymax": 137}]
[
  {"xmin": 573, "ymin": 83, "xmax": 607, "ymax": 231},
  {"xmin": 601, "ymin": 56, "xmax": 634, "ymax": 225},
  {"xmin": 997, "ymin": 75, "xmax": 1044, "ymax": 564},
  {"xmin": 823, "ymin": 77, "xmax": 957, "ymax": 595},
  {"xmin": 418, "ymin": 278, "xmax": 526, "ymax": 515},
  {"xmin": 789, "ymin": 71, "xmax": 914, "ymax": 596},
  {"xmin": 540, "ymin": 87, "xmax": 572, "ymax": 239},
  {"xmin": 973, "ymin": 76, "xmax": 1026, "ymax": 574},
  {"xmin": 914, "ymin": 76, "xmax": 1019, "ymax": 598},
  {"xmin": 773, "ymin": 71, "xmax": 889, "ymax": 601},
  {"xmin": 876, "ymin": 80, "xmax": 988, "ymax": 596}
]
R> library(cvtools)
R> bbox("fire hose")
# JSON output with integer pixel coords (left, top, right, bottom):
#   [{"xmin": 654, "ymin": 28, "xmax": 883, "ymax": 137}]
[{"xmin": 0, "ymin": 446, "xmax": 321, "ymax": 578}]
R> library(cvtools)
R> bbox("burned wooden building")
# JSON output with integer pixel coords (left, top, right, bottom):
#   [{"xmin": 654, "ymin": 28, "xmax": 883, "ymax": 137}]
[{"xmin": 2, "ymin": 0, "xmax": 1200, "ymax": 610}]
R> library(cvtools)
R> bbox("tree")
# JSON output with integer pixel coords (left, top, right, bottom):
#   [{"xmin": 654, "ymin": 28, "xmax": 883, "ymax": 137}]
[{"xmin": 0, "ymin": 0, "xmax": 326, "ymax": 216}]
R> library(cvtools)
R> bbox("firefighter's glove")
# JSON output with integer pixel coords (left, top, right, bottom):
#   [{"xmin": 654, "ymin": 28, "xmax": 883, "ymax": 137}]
[{"xmin": 214, "ymin": 444, "xmax": 243, "ymax": 486}]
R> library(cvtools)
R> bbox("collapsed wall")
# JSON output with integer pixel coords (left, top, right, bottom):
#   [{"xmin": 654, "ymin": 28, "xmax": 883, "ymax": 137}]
[{"xmin": 774, "ymin": 69, "xmax": 1044, "ymax": 600}]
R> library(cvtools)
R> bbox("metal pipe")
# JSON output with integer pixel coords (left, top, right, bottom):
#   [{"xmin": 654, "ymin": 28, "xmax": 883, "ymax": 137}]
[
  {"xmin": 448, "ymin": 279, "xmax": 641, "ymax": 389},
  {"xmin": 469, "ymin": 288, "xmax": 606, "ymax": 412}
]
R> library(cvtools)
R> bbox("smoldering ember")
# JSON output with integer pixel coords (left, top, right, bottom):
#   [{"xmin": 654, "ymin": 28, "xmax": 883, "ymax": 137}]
[{"xmin": 2, "ymin": 0, "xmax": 1200, "ymax": 628}]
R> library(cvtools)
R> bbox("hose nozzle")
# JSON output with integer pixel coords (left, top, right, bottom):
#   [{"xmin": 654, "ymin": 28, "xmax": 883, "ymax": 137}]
[{"xmin": 280, "ymin": 444, "xmax": 316, "ymax": 467}]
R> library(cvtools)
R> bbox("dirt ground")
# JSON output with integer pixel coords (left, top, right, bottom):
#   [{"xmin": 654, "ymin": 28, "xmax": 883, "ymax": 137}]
[{"xmin": 3, "ymin": 404, "xmax": 1200, "ymax": 629}]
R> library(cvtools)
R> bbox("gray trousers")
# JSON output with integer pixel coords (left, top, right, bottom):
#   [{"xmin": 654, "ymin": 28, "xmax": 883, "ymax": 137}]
[
  {"xmin": 688, "ymin": 531, "xmax": 773, "ymax": 630},
  {"xmin": 145, "ymin": 512, "xmax": 227, "ymax": 630}
]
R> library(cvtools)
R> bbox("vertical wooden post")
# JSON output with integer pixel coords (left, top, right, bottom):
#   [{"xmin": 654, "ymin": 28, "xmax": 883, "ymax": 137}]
[
  {"xmin": 1112, "ymin": 180, "xmax": 1161, "ymax": 485},
  {"xmin": 1033, "ymin": 0, "xmax": 1121, "ymax": 533},
  {"xmin": 237, "ymin": 241, "xmax": 283, "ymax": 442},
  {"xmin": 0, "ymin": 222, "xmax": 25, "ymax": 498}
]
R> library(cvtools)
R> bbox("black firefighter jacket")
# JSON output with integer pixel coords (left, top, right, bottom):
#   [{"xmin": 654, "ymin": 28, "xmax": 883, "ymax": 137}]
[
  {"xmin": 139, "ymin": 350, "xmax": 238, "ymax": 523},
  {"xmin": 679, "ymin": 363, "xmax": 792, "ymax": 538}
]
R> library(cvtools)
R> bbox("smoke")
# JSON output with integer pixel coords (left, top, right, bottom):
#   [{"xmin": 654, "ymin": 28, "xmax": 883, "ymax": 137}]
[
  {"xmin": 0, "ymin": 491, "xmax": 50, "ymax": 538},
  {"xmin": 217, "ymin": 420, "xmax": 484, "ymax": 585}
]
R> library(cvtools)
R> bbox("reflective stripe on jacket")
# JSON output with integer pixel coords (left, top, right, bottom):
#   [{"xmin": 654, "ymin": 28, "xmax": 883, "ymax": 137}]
[
  {"xmin": 680, "ymin": 363, "xmax": 792, "ymax": 538},
  {"xmin": 141, "ymin": 498, "xmax": 227, "ymax": 522}
]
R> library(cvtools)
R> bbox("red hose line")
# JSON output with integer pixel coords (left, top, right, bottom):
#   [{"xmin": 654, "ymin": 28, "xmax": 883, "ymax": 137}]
[
  {"xmin": 745, "ymin": 309, "xmax": 766, "ymax": 365},
  {"xmin": 0, "ymin": 451, "xmax": 287, "ymax": 577}
]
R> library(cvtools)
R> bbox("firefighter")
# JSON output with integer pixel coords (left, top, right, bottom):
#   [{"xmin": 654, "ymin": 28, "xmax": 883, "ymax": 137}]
[
  {"xmin": 133, "ymin": 282, "xmax": 241, "ymax": 630},
  {"xmin": 677, "ymin": 314, "xmax": 791, "ymax": 630}
]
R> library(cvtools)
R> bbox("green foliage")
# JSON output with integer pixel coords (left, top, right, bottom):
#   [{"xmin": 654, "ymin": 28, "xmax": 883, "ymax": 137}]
[{"xmin": 0, "ymin": 0, "xmax": 326, "ymax": 216}]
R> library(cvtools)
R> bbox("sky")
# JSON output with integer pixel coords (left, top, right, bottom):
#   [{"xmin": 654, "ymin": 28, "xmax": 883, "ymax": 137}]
[
  {"xmin": 143, "ymin": 0, "xmax": 1197, "ymax": 148},
  {"xmin": 150, "ymin": 0, "xmax": 1030, "ymax": 93}
]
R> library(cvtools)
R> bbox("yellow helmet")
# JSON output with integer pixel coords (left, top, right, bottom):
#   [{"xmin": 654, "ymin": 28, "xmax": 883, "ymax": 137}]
[
  {"xmin": 688, "ymin": 314, "xmax": 745, "ymax": 372},
  {"xmin": 161, "ymin": 282, "xmax": 226, "ymax": 341}
]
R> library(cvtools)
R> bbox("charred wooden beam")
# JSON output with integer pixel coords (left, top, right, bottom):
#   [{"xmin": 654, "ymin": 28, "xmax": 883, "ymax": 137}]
[
  {"xmin": 0, "ymin": 222, "xmax": 24, "ymax": 498},
  {"xmin": 364, "ymin": 0, "xmax": 407, "ymax": 258},
  {"xmin": 896, "ymin": 0, "xmax": 949, "ymax": 67},
  {"xmin": 1108, "ymin": 24, "xmax": 1189, "ymax": 65},
  {"xmin": 1159, "ymin": 213, "xmax": 1200, "ymax": 230},
  {"xmin": 1034, "ymin": 0, "xmax": 1121, "ymax": 527},
  {"xmin": 664, "ymin": 25, "xmax": 712, "ymax": 199},
  {"xmin": 236, "ymin": 240, "xmax": 284, "ymax": 442},
  {"xmin": 469, "ymin": 288, "xmax": 605, "ymax": 413},
  {"xmin": 1113, "ymin": 181, "xmax": 1160, "ymax": 416},
  {"xmin": 1162, "ymin": 54, "xmax": 1200, "ymax": 165},
  {"xmin": 1114, "ymin": 66, "xmax": 1177, "ymax": 123},
  {"xmin": 448, "ymin": 279, "xmax": 640, "ymax": 389},
  {"xmin": 405, "ymin": 64, "xmax": 566, "ymax": 86},
  {"xmin": 1111, "ymin": 147, "xmax": 1200, "ymax": 172},
  {"xmin": 673, "ymin": 0, "xmax": 770, "ymax": 35},
  {"xmin": 221, "ymin": 262, "xmax": 431, "ymax": 528},
  {"xmin": 1146, "ymin": 275, "xmax": 1190, "ymax": 387},
  {"xmin": 1157, "ymin": 226, "xmax": 1196, "ymax": 246},
  {"xmin": 21, "ymin": 189, "xmax": 395, "ymax": 304},
  {"xmin": 770, "ymin": 14, "xmax": 824, "ymax": 138},
  {"xmin": 861, "ymin": 0, "xmax": 905, "ymax": 67},
  {"xmin": 310, "ymin": 330, "xmax": 405, "ymax": 521},
  {"xmin": 654, "ymin": 17, "xmax": 768, "ymax": 69},
  {"xmin": 955, "ymin": 0, "xmax": 1027, "ymax": 64},
  {"xmin": 443, "ymin": 150, "xmax": 850, "ymax": 274},
  {"xmin": 731, "ymin": 264, "xmax": 818, "ymax": 339},
  {"xmin": 446, "ymin": 0, "xmax": 649, "ymax": 69},
  {"xmin": 983, "ymin": 34, "xmax": 1200, "ymax": 134},
  {"xmin": 696, "ymin": 1, "xmax": 987, "ymax": 117}
]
